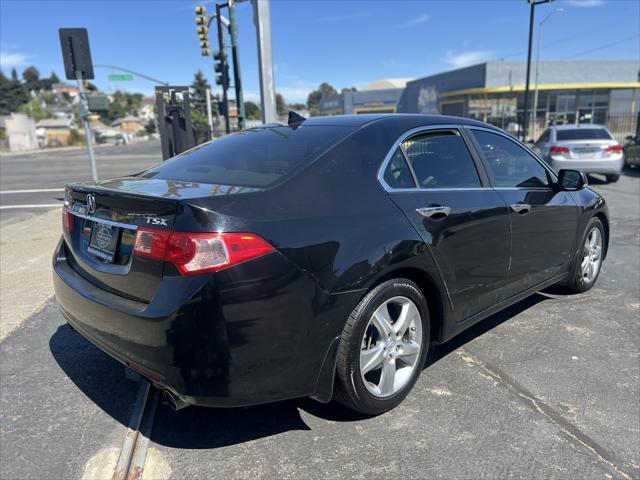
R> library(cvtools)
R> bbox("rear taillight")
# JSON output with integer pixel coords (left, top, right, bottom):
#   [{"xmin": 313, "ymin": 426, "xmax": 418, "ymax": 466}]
[
  {"xmin": 550, "ymin": 145, "xmax": 570, "ymax": 155},
  {"xmin": 133, "ymin": 228, "xmax": 275, "ymax": 275},
  {"xmin": 605, "ymin": 144, "xmax": 623, "ymax": 153},
  {"xmin": 62, "ymin": 207, "xmax": 74, "ymax": 233}
]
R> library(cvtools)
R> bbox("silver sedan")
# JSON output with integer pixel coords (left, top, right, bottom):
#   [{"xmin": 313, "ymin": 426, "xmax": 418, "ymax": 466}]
[{"xmin": 533, "ymin": 124, "xmax": 624, "ymax": 183}]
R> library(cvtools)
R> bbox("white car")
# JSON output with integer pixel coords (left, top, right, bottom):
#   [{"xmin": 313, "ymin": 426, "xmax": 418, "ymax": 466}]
[{"xmin": 533, "ymin": 124, "xmax": 624, "ymax": 183}]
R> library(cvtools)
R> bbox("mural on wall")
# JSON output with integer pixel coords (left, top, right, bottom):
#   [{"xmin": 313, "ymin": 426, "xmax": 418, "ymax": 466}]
[{"xmin": 417, "ymin": 85, "xmax": 438, "ymax": 114}]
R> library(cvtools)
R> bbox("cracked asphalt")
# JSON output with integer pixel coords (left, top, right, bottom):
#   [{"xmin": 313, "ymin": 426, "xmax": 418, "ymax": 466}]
[{"xmin": 0, "ymin": 158, "xmax": 638, "ymax": 479}]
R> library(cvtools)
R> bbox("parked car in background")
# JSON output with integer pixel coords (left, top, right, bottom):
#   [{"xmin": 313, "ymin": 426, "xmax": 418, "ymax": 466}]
[
  {"xmin": 623, "ymin": 135, "xmax": 640, "ymax": 168},
  {"xmin": 53, "ymin": 114, "xmax": 609, "ymax": 415},
  {"xmin": 533, "ymin": 124, "xmax": 624, "ymax": 183}
]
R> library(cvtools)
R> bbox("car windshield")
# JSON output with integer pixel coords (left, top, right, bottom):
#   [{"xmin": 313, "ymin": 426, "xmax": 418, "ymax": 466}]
[
  {"xmin": 556, "ymin": 128, "xmax": 612, "ymax": 141},
  {"xmin": 140, "ymin": 125, "xmax": 356, "ymax": 188}
]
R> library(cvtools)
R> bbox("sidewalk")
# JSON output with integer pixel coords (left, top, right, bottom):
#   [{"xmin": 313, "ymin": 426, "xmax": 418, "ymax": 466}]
[{"xmin": 0, "ymin": 208, "xmax": 61, "ymax": 340}]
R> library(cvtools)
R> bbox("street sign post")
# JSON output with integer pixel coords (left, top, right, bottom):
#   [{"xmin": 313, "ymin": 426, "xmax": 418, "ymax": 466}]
[{"xmin": 59, "ymin": 28, "xmax": 98, "ymax": 181}]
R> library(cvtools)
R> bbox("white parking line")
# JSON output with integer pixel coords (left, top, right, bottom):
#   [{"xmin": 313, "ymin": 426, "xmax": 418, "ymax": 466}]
[
  {"xmin": 0, "ymin": 204, "xmax": 62, "ymax": 210},
  {"xmin": 0, "ymin": 188, "xmax": 65, "ymax": 194}
]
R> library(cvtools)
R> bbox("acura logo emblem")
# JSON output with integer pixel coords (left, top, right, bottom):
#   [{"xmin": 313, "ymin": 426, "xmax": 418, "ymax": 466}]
[{"xmin": 86, "ymin": 194, "xmax": 96, "ymax": 214}]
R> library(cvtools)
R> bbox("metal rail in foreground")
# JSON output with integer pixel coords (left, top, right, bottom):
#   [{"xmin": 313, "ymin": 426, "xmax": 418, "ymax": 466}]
[{"xmin": 113, "ymin": 379, "xmax": 159, "ymax": 480}]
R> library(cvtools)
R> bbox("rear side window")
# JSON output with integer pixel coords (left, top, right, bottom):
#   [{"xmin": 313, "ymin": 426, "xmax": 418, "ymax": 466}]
[
  {"xmin": 140, "ymin": 125, "xmax": 356, "ymax": 188},
  {"xmin": 401, "ymin": 131, "xmax": 481, "ymax": 188},
  {"xmin": 556, "ymin": 128, "xmax": 612, "ymax": 141},
  {"xmin": 536, "ymin": 129, "xmax": 550, "ymax": 144},
  {"xmin": 472, "ymin": 130, "xmax": 550, "ymax": 188},
  {"xmin": 383, "ymin": 149, "xmax": 416, "ymax": 188}
]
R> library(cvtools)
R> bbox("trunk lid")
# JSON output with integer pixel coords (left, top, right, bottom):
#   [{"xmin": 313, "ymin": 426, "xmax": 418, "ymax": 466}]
[
  {"xmin": 555, "ymin": 139, "xmax": 618, "ymax": 160},
  {"xmin": 63, "ymin": 178, "xmax": 212, "ymax": 302}
]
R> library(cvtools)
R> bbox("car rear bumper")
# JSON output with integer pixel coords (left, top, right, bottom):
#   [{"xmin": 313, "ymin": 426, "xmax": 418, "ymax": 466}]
[
  {"xmin": 53, "ymin": 237, "xmax": 361, "ymax": 407},
  {"xmin": 549, "ymin": 156, "xmax": 624, "ymax": 175}
]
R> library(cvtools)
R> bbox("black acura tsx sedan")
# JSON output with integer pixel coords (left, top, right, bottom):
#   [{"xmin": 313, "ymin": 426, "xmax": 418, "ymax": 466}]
[{"xmin": 53, "ymin": 114, "xmax": 608, "ymax": 415}]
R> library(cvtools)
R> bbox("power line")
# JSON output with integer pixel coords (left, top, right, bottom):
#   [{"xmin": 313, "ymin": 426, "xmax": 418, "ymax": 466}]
[
  {"xmin": 497, "ymin": 17, "xmax": 638, "ymax": 61},
  {"xmin": 561, "ymin": 34, "xmax": 640, "ymax": 59}
]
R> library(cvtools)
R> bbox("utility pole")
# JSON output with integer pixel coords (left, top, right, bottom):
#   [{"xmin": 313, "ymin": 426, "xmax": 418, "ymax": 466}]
[
  {"xmin": 523, "ymin": 0, "xmax": 552, "ymax": 142},
  {"xmin": 531, "ymin": 7, "xmax": 563, "ymax": 141},
  {"xmin": 229, "ymin": 2, "xmax": 245, "ymax": 130},
  {"xmin": 252, "ymin": 0, "xmax": 277, "ymax": 123}
]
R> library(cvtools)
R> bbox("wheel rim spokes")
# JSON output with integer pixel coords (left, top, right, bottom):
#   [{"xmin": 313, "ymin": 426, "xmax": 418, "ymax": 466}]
[
  {"xmin": 359, "ymin": 296, "xmax": 423, "ymax": 398},
  {"xmin": 581, "ymin": 228, "xmax": 602, "ymax": 283}
]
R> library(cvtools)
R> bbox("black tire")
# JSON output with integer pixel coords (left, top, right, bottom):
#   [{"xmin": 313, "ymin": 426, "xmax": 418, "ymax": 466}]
[
  {"xmin": 564, "ymin": 217, "xmax": 605, "ymax": 293},
  {"xmin": 333, "ymin": 278, "xmax": 430, "ymax": 415},
  {"xmin": 606, "ymin": 174, "xmax": 620, "ymax": 183}
]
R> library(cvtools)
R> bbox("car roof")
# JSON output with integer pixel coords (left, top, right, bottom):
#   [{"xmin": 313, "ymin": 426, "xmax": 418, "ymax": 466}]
[
  {"xmin": 551, "ymin": 124, "xmax": 607, "ymax": 130},
  {"xmin": 257, "ymin": 113, "xmax": 494, "ymax": 129}
]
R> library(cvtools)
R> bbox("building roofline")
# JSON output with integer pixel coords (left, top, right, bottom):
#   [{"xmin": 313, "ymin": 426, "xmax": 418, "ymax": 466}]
[{"xmin": 440, "ymin": 81, "xmax": 640, "ymax": 97}]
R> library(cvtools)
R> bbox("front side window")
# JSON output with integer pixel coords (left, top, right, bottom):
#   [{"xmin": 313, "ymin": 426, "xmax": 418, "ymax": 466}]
[
  {"xmin": 472, "ymin": 130, "xmax": 550, "ymax": 188},
  {"xmin": 400, "ymin": 131, "xmax": 481, "ymax": 189}
]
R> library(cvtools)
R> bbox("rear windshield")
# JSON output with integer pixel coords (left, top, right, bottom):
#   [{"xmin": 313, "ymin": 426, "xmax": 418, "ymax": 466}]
[
  {"xmin": 556, "ymin": 128, "xmax": 612, "ymax": 141},
  {"xmin": 140, "ymin": 125, "xmax": 355, "ymax": 188}
]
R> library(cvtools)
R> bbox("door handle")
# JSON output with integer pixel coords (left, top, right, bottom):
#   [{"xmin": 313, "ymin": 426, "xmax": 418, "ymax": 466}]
[
  {"xmin": 416, "ymin": 206, "xmax": 451, "ymax": 219},
  {"xmin": 510, "ymin": 203, "xmax": 531, "ymax": 215}
]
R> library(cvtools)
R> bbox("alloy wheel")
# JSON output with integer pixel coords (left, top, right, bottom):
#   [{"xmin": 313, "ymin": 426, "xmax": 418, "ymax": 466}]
[
  {"xmin": 581, "ymin": 227, "xmax": 603, "ymax": 283},
  {"xmin": 359, "ymin": 296, "xmax": 423, "ymax": 398}
]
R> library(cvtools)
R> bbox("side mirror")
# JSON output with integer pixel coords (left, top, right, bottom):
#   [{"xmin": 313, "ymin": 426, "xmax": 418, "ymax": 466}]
[{"xmin": 557, "ymin": 169, "xmax": 587, "ymax": 191}]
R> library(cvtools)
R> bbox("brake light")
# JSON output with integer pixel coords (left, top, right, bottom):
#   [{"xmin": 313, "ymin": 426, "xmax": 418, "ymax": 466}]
[
  {"xmin": 62, "ymin": 207, "xmax": 74, "ymax": 233},
  {"xmin": 133, "ymin": 228, "xmax": 275, "ymax": 275},
  {"xmin": 550, "ymin": 145, "xmax": 570, "ymax": 155},
  {"xmin": 606, "ymin": 144, "xmax": 623, "ymax": 153}
]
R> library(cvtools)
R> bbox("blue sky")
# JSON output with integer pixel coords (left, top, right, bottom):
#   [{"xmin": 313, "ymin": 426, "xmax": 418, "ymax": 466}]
[{"xmin": 1, "ymin": 0, "xmax": 638, "ymax": 103}]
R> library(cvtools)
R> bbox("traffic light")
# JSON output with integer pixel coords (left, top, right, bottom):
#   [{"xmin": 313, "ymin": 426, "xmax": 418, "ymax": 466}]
[
  {"xmin": 213, "ymin": 50, "xmax": 229, "ymax": 89},
  {"xmin": 195, "ymin": 6, "xmax": 208, "ymax": 41},
  {"xmin": 200, "ymin": 40, "xmax": 209, "ymax": 49}
]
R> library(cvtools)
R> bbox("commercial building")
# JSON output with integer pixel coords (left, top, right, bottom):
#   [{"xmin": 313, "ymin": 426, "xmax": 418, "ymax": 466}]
[
  {"xmin": 319, "ymin": 78, "xmax": 411, "ymax": 115},
  {"xmin": 320, "ymin": 60, "xmax": 640, "ymax": 141}
]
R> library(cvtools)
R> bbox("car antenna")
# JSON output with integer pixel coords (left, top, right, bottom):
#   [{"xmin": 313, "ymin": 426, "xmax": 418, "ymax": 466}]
[{"xmin": 288, "ymin": 111, "xmax": 306, "ymax": 127}]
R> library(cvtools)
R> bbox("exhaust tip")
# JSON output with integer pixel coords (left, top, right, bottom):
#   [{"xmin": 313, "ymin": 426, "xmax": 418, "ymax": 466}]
[{"xmin": 163, "ymin": 390, "xmax": 188, "ymax": 411}]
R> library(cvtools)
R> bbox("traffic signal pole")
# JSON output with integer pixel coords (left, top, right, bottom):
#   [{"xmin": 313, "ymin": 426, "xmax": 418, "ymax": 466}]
[
  {"xmin": 228, "ymin": 3, "xmax": 245, "ymax": 130},
  {"xmin": 215, "ymin": 3, "xmax": 231, "ymax": 134}
]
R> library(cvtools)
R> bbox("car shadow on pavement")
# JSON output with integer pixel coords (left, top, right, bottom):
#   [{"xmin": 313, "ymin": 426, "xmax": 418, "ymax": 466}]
[
  {"xmin": 424, "ymin": 292, "xmax": 549, "ymax": 368},
  {"xmin": 48, "ymin": 324, "xmax": 139, "ymax": 427},
  {"xmin": 50, "ymin": 292, "xmax": 552, "ymax": 450}
]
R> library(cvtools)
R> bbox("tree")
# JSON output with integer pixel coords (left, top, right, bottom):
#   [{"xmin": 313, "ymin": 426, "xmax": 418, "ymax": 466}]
[
  {"xmin": 22, "ymin": 66, "xmax": 40, "ymax": 92},
  {"xmin": 190, "ymin": 70, "xmax": 210, "ymax": 115},
  {"xmin": 190, "ymin": 70, "xmax": 212, "ymax": 142},
  {"xmin": 306, "ymin": 82, "xmax": 337, "ymax": 115},
  {"xmin": 99, "ymin": 90, "xmax": 143, "ymax": 124},
  {"xmin": 17, "ymin": 97, "xmax": 50, "ymax": 121},
  {"xmin": 39, "ymin": 71, "xmax": 60, "ymax": 91},
  {"xmin": 0, "ymin": 70, "xmax": 12, "ymax": 115},
  {"xmin": 3, "ymin": 68, "xmax": 30, "ymax": 113},
  {"xmin": 276, "ymin": 93, "xmax": 287, "ymax": 116},
  {"xmin": 244, "ymin": 101, "xmax": 261, "ymax": 120},
  {"xmin": 288, "ymin": 102, "xmax": 306, "ymax": 111},
  {"xmin": 341, "ymin": 87, "xmax": 357, "ymax": 94}
]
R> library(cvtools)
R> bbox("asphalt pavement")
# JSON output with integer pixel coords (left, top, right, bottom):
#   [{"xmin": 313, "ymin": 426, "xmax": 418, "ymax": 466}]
[
  {"xmin": 0, "ymin": 158, "xmax": 638, "ymax": 479},
  {"xmin": 0, "ymin": 140, "xmax": 162, "ymax": 225}
]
